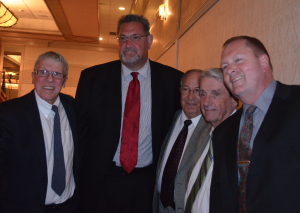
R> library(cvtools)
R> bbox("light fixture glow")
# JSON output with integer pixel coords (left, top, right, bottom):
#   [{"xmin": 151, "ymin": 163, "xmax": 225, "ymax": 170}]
[
  {"xmin": 0, "ymin": 1, "xmax": 18, "ymax": 28},
  {"xmin": 119, "ymin": 7, "xmax": 125, "ymax": 10},
  {"xmin": 99, "ymin": 37, "xmax": 103, "ymax": 40},
  {"xmin": 159, "ymin": 3, "xmax": 168, "ymax": 20}
]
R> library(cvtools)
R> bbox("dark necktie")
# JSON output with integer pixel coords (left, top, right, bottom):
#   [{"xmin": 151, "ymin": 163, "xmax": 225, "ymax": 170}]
[
  {"xmin": 160, "ymin": 119, "xmax": 192, "ymax": 209},
  {"xmin": 184, "ymin": 138, "xmax": 213, "ymax": 213},
  {"xmin": 238, "ymin": 105, "xmax": 257, "ymax": 213},
  {"xmin": 51, "ymin": 105, "xmax": 66, "ymax": 196},
  {"xmin": 120, "ymin": 72, "xmax": 140, "ymax": 173}
]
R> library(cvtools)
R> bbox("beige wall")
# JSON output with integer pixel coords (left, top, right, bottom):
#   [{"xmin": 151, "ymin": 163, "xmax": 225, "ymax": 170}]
[
  {"xmin": 148, "ymin": 0, "xmax": 300, "ymax": 85},
  {"xmin": 18, "ymin": 46, "xmax": 118, "ymax": 97}
]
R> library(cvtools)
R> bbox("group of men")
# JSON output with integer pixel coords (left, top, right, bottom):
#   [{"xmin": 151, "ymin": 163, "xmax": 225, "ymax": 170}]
[{"xmin": 0, "ymin": 14, "xmax": 299, "ymax": 213}]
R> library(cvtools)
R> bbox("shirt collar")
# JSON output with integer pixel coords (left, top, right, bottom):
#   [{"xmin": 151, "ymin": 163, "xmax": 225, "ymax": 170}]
[
  {"xmin": 243, "ymin": 80, "xmax": 277, "ymax": 115},
  {"xmin": 121, "ymin": 59, "xmax": 150, "ymax": 81},
  {"xmin": 34, "ymin": 90, "xmax": 61, "ymax": 119},
  {"xmin": 180, "ymin": 110, "xmax": 202, "ymax": 127}
]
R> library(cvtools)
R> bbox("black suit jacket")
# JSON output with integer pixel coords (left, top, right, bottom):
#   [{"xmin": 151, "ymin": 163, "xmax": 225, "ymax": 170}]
[
  {"xmin": 75, "ymin": 60, "xmax": 183, "ymax": 211},
  {"xmin": 210, "ymin": 82, "xmax": 300, "ymax": 213},
  {"xmin": 0, "ymin": 90, "xmax": 79, "ymax": 213}
]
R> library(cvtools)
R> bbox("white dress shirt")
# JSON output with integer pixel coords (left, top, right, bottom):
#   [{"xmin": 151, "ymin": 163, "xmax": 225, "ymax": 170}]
[
  {"xmin": 35, "ymin": 91, "xmax": 75, "ymax": 205},
  {"xmin": 113, "ymin": 59, "xmax": 153, "ymax": 168},
  {"xmin": 157, "ymin": 111, "xmax": 202, "ymax": 193}
]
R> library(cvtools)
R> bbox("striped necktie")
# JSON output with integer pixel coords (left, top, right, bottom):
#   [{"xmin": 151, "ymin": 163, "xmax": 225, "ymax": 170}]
[{"xmin": 184, "ymin": 139, "xmax": 213, "ymax": 213}]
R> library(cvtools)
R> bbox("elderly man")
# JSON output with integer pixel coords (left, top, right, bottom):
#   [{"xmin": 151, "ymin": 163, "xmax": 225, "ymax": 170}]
[
  {"xmin": 210, "ymin": 36, "xmax": 300, "ymax": 213},
  {"xmin": 183, "ymin": 68, "xmax": 237, "ymax": 213},
  {"xmin": 76, "ymin": 14, "xmax": 182, "ymax": 213},
  {"xmin": 0, "ymin": 51, "xmax": 78, "ymax": 213},
  {"xmin": 153, "ymin": 69, "xmax": 211, "ymax": 213}
]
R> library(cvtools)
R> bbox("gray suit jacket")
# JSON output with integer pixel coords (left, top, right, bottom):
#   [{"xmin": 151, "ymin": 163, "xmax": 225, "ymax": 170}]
[{"xmin": 153, "ymin": 110, "xmax": 212, "ymax": 213}]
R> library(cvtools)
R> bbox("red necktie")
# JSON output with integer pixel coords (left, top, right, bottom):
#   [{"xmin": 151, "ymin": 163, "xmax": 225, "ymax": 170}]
[{"xmin": 120, "ymin": 72, "xmax": 140, "ymax": 173}]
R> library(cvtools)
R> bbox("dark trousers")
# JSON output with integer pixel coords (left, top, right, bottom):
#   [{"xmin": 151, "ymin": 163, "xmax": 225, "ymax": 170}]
[
  {"xmin": 97, "ymin": 163, "xmax": 155, "ymax": 213},
  {"xmin": 43, "ymin": 198, "xmax": 77, "ymax": 213}
]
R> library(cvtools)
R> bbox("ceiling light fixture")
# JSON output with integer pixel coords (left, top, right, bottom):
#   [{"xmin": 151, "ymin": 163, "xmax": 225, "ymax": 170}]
[
  {"xmin": 159, "ymin": 1, "xmax": 168, "ymax": 20},
  {"xmin": 99, "ymin": 37, "xmax": 103, "ymax": 40},
  {"xmin": 119, "ymin": 7, "xmax": 125, "ymax": 10},
  {"xmin": 0, "ymin": 1, "xmax": 18, "ymax": 28}
]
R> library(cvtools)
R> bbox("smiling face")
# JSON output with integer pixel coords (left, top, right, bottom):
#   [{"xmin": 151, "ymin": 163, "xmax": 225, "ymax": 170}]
[
  {"xmin": 32, "ymin": 58, "xmax": 67, "ymax": 104},
  {"xmin": 118, "ymin": 22, "xmax": 153, "ymax": 71},
  {"xmin": 181, "ymin": 72, "xmax": 202, "ymax": 119},
  {"xmin": 221, "ymin": 39, "xmax": 272, "ymax": 104},
  {"xmin": 200, "ymin": 77, "xmax": 237, "ymax": 127}
]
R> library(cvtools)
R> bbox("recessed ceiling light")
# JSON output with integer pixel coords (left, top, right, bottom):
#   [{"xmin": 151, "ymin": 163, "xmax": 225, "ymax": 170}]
[
  {"xmin": 18, "ymin": 9, "xmax": 23, "ymax": 12},
  {"xmin": 99, "ymin": 37, "xmax": 103, "ymax": 40},
  {"xmin": 119, "ymin": 7, "xmax": 125, "ymax": 10}
]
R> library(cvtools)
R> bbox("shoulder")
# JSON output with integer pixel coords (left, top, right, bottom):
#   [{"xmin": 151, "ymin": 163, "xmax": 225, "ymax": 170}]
[
  {"xmin": 149, "ymin": 60, "xmax": 183, "ymax": 77},
  {"xmin": 81, "ymin": 60, "xmax": 121, "ymax": 76}
]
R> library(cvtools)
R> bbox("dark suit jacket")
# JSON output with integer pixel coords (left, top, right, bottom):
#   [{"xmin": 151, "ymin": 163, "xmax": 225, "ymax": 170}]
[
  {"xmin": 210, "ymin": 82, "xmax": 300, "ymax": 213},
  {"xmin": 75, "ymin": 60, "xmax": 183, "ymax": 211},
  {"xmin": 0, "ymin": 90, "xmax": 79, "ymax": 213}
]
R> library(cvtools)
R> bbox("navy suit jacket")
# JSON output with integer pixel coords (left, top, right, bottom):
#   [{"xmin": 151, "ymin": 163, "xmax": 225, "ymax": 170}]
[
  {"xmin": 75, "ymin": 60, "xmax": 183, "ymax": 211},
  {"xmin": 210, "ymin": 82, "xmax": 300, "ymax": 213},
  {"xmin": 0, "ymin": 90, "xmax": 79, "ymax": 213}
]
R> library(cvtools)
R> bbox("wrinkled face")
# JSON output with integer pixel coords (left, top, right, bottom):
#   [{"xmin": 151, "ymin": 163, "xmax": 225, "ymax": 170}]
[
  {"xmin": 181, "ymin": 72, "xmax": 201, "ymax": 119},
  {"xmin": 118, "ymin": 22, "xmax": 153, "ymax": 70},
  {"xmin": 200, "ymin": 77, "xmax": 237, "ymax": 127},
  {"xmin": 32, "ymin": 58, "xmax": 67, "ymax": 104},
  {"xmin": 221, "ymin": 40, "xmax": 267, "ymax": 104}
]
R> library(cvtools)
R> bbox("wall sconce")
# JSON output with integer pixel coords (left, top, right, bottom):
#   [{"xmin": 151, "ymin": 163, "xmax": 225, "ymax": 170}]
[
  {"xmin": 159, "ymin": 3, "xmax": 168, "ymax": 20},
  {"xmin": 0, "ymin": 1, "xmax": 18, "ymax": 28}
]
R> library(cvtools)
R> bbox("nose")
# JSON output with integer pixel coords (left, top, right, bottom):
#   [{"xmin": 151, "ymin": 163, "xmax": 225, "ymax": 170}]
[
  {"xmin": 187, "ymin": 90, "xmax": 196, "ymax": 99},
  {"xmin": 202, "ymin": 95, "xmax": 212, "ymax": 106},
  {"xmin": 225, "ymin": 64, "xmax": 236, "ymax": 76},
  {"xmin": 125, "ymin": 38, "xmax": 133, "ymax": 47},
  {"xmin": 46, "ymin": 72, "xmax": 54, "ymax": 82}
]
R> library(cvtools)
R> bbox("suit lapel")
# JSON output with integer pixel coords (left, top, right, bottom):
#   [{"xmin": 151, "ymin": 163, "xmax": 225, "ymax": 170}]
[
  {"xmin": 225, "ymin": 108, "xmax": 242, "ymax": 198},
  {"xmin": 250, "ymin": 82, "xmax": 290, "ymax": 168},
  {"xmin": 178, "ymin": 116, "xmax": 211, "ymax": 171},
  {"xmin": 156, "ymin": 110, "xmax": 181, "ymax": 181},
  {"xmin": 25, "ymin": 90, "xmax": 48, "ymax": 176},
  {"xmin": 150, "ymin": 61, "xmax": 165, "ymax": 163}
]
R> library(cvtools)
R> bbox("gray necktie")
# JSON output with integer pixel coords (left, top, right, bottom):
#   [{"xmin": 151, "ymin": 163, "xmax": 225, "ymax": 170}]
[{"xmin": 51, "ymin": 105, "xmax": 66, "ymax": 196}]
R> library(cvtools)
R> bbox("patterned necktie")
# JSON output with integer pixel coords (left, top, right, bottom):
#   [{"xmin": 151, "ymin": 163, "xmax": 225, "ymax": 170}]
[
  {"xmin": 160, "ymin": 119, "xmax": 192, "ymax": 209},
  {"xmin": 184, "ymin": 138, "xmax": 213, "ymax": 213},
  {"xmin": 120, "ymin": 72, "xmax": 140, "ymax": 173},
  {"xmin": 238, "ymin": 105, "xmax": 257, "ymax": 213},
  {"xmin": 51, "ymin": 105, "xmax": 66, "ymax": 196}
]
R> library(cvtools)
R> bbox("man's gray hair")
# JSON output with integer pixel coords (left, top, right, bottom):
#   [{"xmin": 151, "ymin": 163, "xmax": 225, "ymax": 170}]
[
  {"xmin": 180, "ymin": 69, "xmax": 203, "ymax": 86},
  {"xmin": 117, "ymin": 14, "xmax": 150, "ymax": 35},
  {"xmin": 200, "ymin": 68, "xmax": 224, "ymax": 84},
  {"xmin": 34, "ymin": 51, "xmax": 69, "ymax": 76}
]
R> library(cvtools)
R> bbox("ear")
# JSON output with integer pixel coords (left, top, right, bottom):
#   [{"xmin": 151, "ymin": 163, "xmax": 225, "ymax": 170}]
[
  {"xmin": 31, "ymin": 72, "xmax": 35, "ymax": 84},
  {"xmin": 62, "ymin": 77, "xmax": 68, "ymax": 88},
  {"xmin": 259, "ymin": 54, "xmax": 269, "ymax": 72},
  {"xmin": 147, "ymin": 34, "xmax": 153, "ymax": 50}
]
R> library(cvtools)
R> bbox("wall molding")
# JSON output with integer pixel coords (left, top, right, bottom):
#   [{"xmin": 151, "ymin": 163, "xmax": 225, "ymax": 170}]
[{"xmin": 153, "ymin": 0, "xmax": 219, "ymax": 61}]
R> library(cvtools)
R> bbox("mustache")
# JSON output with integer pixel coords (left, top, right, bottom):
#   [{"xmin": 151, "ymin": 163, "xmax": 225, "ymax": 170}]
[{"xmin": 122, "ymin": 47, "xmax": 137, "ymax": 54}]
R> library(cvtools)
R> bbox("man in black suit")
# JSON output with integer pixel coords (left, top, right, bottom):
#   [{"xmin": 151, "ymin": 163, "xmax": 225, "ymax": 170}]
[
  {"xmin": 76, "ymin": 14, "xmax": 183, "ymax": 213},
  {"xmin": 0, "ymin": 51, "xmax": 78, "ymax": 213},
  {"xmin": 210, "ymin": 36, "xmax": 300, "ymax": 213}
]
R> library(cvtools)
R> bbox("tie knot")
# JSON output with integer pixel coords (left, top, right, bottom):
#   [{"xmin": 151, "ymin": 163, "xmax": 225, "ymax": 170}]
[
  {"xmin": 131, "ymin": 72, "xmax": 139, "ymax": 79},
  {"xmin": 246, "ymin": 105, "xmax": 257, "ymax": 114},
  {"xmin": 184, "ymin": 119, "xmax": 192, "ymax": 127},
  {"xmin": 51, "ymin": 105, "xmax": 58, "ymax": 113}
]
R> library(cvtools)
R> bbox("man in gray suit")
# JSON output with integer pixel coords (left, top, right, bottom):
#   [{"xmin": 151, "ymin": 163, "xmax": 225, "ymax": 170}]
[{"xmin": 153, "ymin": 69, "xmax": 212, "ymax": 213}]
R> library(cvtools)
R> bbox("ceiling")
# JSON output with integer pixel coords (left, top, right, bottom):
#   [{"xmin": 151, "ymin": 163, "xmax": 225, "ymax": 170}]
[{"xmin": 0, "ymin": 0, "xmax": 134, "ymax": 46}]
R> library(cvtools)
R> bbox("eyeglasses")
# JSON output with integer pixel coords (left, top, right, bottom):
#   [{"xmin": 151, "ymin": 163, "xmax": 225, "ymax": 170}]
[
  {"xmin": 117, "ymin": 34, "xmax": 149, "ymax": 42},
  {"xmin": 180, "ymin": 87, "xmax": 200, "ymax": 96},
  {"xmin": 34, "ymin": 70, "xmax": 66, "ymax": 80}
]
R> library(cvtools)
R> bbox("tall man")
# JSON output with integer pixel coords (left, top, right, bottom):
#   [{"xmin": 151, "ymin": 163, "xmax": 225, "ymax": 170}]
[
  {"xmin": 184, "ymin": 68, "xmax": 237, "ymax": 213},
  {"xmin": 153, "ymin": 70, "xmax": 211, "ymax": 213},
  {"xmin": 76, "ymin": 14, "xmax": 183, "ymax": 213},
  {"xmin": 210, "ymin": 36, "xmax": 300, "ymax": 213},
  {"xmin": 0, "ymin": 51, "xmax": 78, "ymax": 213}
]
